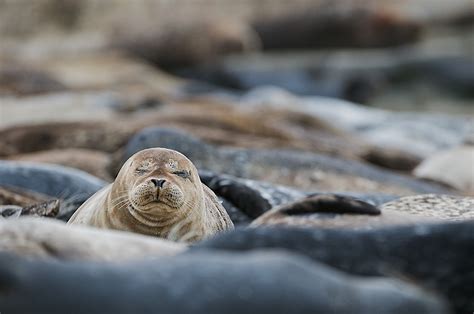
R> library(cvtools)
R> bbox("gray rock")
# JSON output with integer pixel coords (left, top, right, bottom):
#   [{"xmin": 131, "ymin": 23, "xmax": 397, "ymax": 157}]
[
  {"xmin": 0, "ymin": 217, "xmax": 185, "ymax": 262},
  {"xmin": 249, "ymin": 194, "xmax": 441, "ymax": 230},
  {"xmin": 239, "ymin": 87, "xmax": 473, "ymax": 158},
  {"xmin": 122, "ymin": 127, "xmax": 217, "ymax": 171},
  {"xmin": 0, "ymin": 161, "xmax": 106, "ymax": 220},
  {"xmin": 0, "ymin": 250, "xmax": 448, "ymax": 314},
  {"xmin": 201, "ymin": 171, "xmax": 418, "ymax": 220},
  {"xmin": 193, "ymin": 221, "xmax": 474, "ymax": 313},
  {"xmin": 121, "ymin": 127, "xmax": 450, "ymax": 196},
  {"xmin": 0, "ymin": 205, "xmax": 22, "ymax": 218},
  {"xmin": 414, "ymin": 146, "xmax": 474, "ymax": 193}
]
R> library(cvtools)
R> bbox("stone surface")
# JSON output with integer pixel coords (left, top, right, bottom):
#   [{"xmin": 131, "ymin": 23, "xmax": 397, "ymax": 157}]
[
  {"xmin": 250, "ymin": 194, "xmax": 440, "ymax": 229},
  {"xmin": 194, "ymin": 221, "xmax": 474, "ymax": 313},
  {"xmin": 0, "ymin": 161, "xmax": 106, "ymax": 220},
  {"xmin": 10, "ymin": 148, "xmax": 113, "ymax": 182},
  {"xmin": 414, "ymin": 146, "xmax": 474, "ymax": 193},
  {"xmin": 0, "ymin": 217, "xmax": 186, "ymax": 262},
  {"xmin": 238, "ymin": 87, "xmax": 473, "ymax": 158},
  {"xmin": 381, "ymin": 194, "xmax": 474, "ymax": 220},
  {"xmin": 0, "ymin": 250, "xmax": 448, "ymax": 314},
  {"xmin": 119, "ymin": 127, "xmax": 450, "ymax": 195}
]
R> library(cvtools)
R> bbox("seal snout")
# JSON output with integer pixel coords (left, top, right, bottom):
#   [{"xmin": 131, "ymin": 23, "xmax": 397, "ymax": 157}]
[
  {"xmin": 151, "ymin": 179, "xmax": 166, "ymax": 188},
  {"xmin": 150, "ymin": 178, "xmax": 167, "ymax": 201}
]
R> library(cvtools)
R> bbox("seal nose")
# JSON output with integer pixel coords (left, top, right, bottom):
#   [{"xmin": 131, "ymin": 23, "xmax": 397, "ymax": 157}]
[{"xmin": 151, "ymin": 179, "xmax": 166, "ymax": 188}]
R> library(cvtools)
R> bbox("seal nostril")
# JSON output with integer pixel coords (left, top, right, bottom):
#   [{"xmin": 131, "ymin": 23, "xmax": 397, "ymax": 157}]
[{"xmin": 151, "ymin": 179, "xmax": 166, "ymax": 188}]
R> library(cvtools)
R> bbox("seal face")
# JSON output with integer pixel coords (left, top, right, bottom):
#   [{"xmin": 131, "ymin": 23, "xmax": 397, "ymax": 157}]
[{"xmin": 68, "ymin": 148, "xmax": 234, "ymax": 242}]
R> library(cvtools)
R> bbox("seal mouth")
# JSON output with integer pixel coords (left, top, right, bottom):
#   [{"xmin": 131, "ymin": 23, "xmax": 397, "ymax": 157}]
[
  {"xmin": 129, "ymin": 197, "xmax": 178, "ymax": 214},
  {"xmin": 130, "ymin": 201, "xmax": 158, "ymax": 213}
]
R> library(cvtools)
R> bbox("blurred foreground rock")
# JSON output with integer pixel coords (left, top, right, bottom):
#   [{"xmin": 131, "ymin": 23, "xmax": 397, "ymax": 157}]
[
  {"xmin": 0, "ymin": 217, "xmax": 185, "ymax": 262},
  {"xmin": 0, "ymin": 250, "xmax": 448, "ymax": 314},
  {"xmin": 194, "ymin": 221, "xmax": 474, "ymax": 313}
]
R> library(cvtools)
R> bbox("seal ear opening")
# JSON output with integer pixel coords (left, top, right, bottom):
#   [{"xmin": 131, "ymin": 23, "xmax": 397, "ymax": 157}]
[{"xmin": 281, "ymin": 194, "xmax": 381, "ymax": 216}]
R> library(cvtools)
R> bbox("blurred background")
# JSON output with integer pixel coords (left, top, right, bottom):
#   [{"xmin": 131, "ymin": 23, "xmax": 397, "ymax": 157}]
[{"xmin": 0, "ymin": 0, "xmax": 473, "ymax": 199}]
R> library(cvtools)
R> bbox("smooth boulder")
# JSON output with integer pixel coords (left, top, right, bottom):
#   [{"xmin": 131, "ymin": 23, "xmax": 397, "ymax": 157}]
[
  {"xmin": 193, "ymin": 221, "xmax": 474, "ymax": 313},
  {"xmin": 0, "ymin": 217, "xmax": 186, "ymax": 262},
  {"xmin": 0, "ymin": 251, "xmax": 447, "ymax": 314}
]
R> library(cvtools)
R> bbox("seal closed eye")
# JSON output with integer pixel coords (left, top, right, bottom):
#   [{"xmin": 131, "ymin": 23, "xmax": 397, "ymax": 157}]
[
  {"xmin": 68, "ymin": 148, "xmax": 234, "ymax": 242},
  {"xmin": 172, "ymin": 170, "xmax": 191, "ymax": 179}
]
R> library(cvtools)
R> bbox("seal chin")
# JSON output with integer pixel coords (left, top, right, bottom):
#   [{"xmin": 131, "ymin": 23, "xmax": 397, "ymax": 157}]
[{"xmin": 127, "ymin": 204, "xmax": 171, "ymax": 227}]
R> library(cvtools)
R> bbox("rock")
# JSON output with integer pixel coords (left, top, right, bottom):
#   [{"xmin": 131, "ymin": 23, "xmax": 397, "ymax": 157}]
[
  {"xmin": 193, "ymin": 221, "xmax": 474, "ymax": 313},
  {"xmin": 41, "ymin": 53, "xmax": 183, "ymax": 96},
  {"xmin": 118, "ymin": 127, "xmax": 450, "ymax": 196},
  {"xmin": 119, "ymin": 127, "xmax": 217, "ymax": 173},
  {"xmin": 0, "ymin": 200, "xmax": 59, "ymax": 218},
  {"xmin": 381, "ymin": 194, "xmax": 474, "ymax": 220},
  {"xmin": 0, "ymin": 161, "xmax": 106, "ymax": 220},
  {"xmin": 250, "ymin": 194, "xmax": 439, "ymax": 230},
  {"xmin": 0, "ymin": 64, "xmax": 66, "ymax": 95},
  {"xmin": 0, "ymin": 217, "xmax": 186, "ymax": 262},
  {"xmin": 239, "ymin": 87, "xmax": 472, "ymax": 158},
  {"xmin": 119, "ymin": 104, "xmax": 370, "ymax": 163},
  {"xmin": 0, "ymin": 250, "xmax": 448, "ymax": 314},
  {"xmin": 413, "ymin": 56, "xmax": 474, "ymax": 97},
  {"xmin": 1, "ymin": 97, "xmax": 417, "ymax": 174},
  {"xmin": 0, "ymin": 102, "xmax": 301, "ymax": 156},
  {"xmin": 0, "ymin": 121, "xmax": 134, "ymax": 156},
  {"xmin": 362, "ymin": 146, "xmax": 421, "ymax": 171},
  {"xmin": 199, "ymin": 171, "xmax": 398, "ymax": 220},
  {"xmin": 20, "ymin": 199, "xmax": 60, "ymax": 218},
  {"xmin": 10, "ymin": 148, "xmax": 113, "ymax": 181},
  {"xmin": 114, "ymin": 18, "xmax": 260, "ymax": 69},
  {"xmin": 414, "ymin": 146, "xmax": 474, "ymax": 193},
  {"xmin": 0, "ymin": 205, "xmax": 22, "ymax": 218},
  {"xmin": 0, "ymin": 53, "xmax": 184, "ymax": 127},
  {"xmin": 464, "ymin": 132, "xmax": 474, "ymax": 145},
  {"xmin": 0, "ymin": 191, "xmax": 59, "ymax": 218},
  {"xmin": 252, "ymin": 6, "xmax": 421, "ymax": 50},
  {"xmin": 0, "ymin": 185, "xmax": 50, "ymax": 207},
  {"xmin": 178, "ymin": 64, "xmax": 382, "ymax": 103},
  {"xmin": 109, "ymin": 93, "xmax": 163, "ymax": 113},
  {"xmin": 219, "ymin": 197, "xmax": 252, "ymax": 226}
]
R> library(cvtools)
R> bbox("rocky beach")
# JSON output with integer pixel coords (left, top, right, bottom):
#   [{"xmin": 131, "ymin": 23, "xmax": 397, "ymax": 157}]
[{"xmin": 0, "ymin": 1, "xmax": 473, "ymax": 313}]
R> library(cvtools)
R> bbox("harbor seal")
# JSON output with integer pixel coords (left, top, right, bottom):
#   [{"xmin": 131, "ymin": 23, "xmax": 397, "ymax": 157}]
[{"xmin": 68, "ymin": 148, "xmax": 234, "ymax": 242}]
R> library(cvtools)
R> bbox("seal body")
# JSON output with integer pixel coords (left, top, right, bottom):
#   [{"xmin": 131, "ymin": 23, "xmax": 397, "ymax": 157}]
[{"xmin": 68, "ymin": 148, "xmax": 233, "ymax": 242}]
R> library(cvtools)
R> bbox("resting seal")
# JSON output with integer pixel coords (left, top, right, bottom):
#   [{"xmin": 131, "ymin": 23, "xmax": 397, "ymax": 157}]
[{"xmin": 68, "ymin": 148, "xmax": 234, "ymax": 242}]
